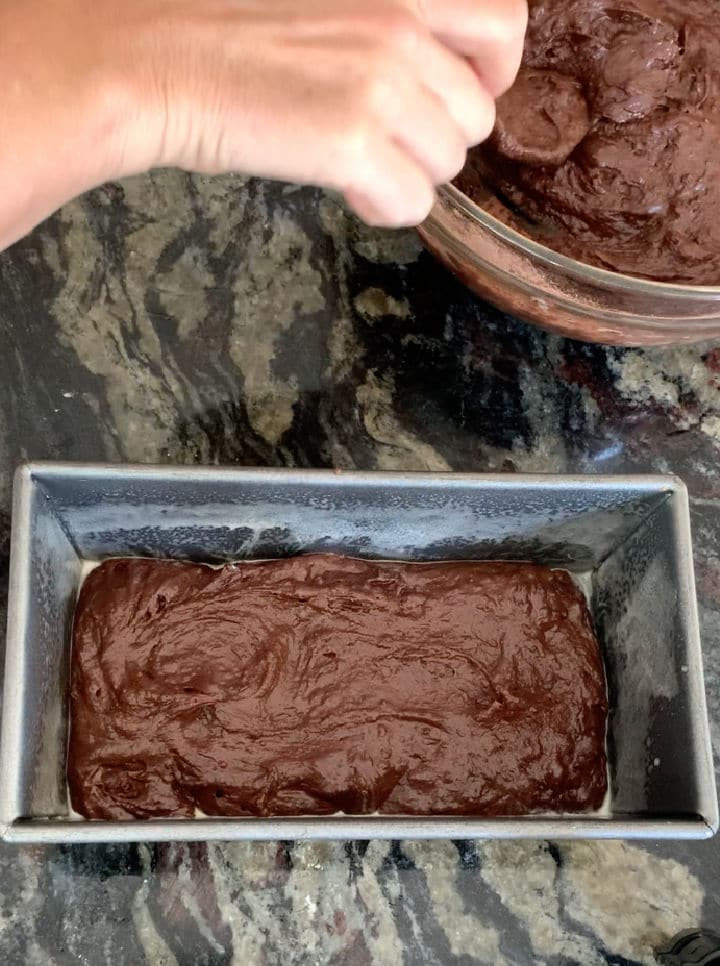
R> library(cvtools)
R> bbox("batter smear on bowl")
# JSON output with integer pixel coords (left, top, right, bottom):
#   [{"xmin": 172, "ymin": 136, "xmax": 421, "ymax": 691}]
[
  {"xmin": 67, "ymin": 556, "xmax": 608, "ymax": 819},
  {"xmin": 456, "ymin": 0, "xmax": 720, "ymax": 284}
]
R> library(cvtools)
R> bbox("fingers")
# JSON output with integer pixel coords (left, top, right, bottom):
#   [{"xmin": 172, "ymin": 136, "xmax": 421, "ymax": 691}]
[
  {"xmin": 324, "ymin": 23, "xmax": 498, "ymax": 227},
  {"xmin": 341, "ymin": 83, "xmax": 482, "ymax": 228},
  {"xmin": 398, "ymin": 30, "xmax": 497, "ymax": 146},
  {"xmin": 341, "ymin": 134, "xmax": 436, "ymax": 227},
  {"xmin": 335, "ymin": 17, "xmax": 503, "ymax": 227},
  {"xmin": 338, "ymin": 47, "xmax": 491, "ymax": 227},
  {"xmin": 384, "ymin": 79, "xmax": 469, "ymax": 184},
  {"xmin": 419, "ymin": 0, "xmax": 528, "ymax": 97}
]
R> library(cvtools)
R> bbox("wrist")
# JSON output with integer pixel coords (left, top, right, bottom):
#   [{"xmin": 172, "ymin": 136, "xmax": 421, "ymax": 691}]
[{"xmin": 81, "ymin": 67, "xmax": 162, "ymax": 186}]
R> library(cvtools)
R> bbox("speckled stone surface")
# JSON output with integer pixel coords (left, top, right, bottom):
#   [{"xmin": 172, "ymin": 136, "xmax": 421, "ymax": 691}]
[{"xmin": 0, "ymin": 171, "xmax": 719, "ymax": 965}]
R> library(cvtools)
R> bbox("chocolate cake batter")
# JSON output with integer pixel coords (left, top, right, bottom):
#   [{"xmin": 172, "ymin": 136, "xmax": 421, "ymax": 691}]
[
  {"xmin": 68, "ymin": 556, "xmax": 608, "ymax": 819},
  {"xmin": 456, "ymin": 0, "xmax": 720, "ymax": 284}
]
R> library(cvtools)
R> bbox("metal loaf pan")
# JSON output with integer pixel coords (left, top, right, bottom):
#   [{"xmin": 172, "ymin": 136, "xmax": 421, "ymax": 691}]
[{"xmin": 0, "ymin": 463, "xmax": 717, "ymax": 843}]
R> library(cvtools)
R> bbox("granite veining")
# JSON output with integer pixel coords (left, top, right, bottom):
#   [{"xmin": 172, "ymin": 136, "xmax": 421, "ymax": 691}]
[{"xmin": 0, "ymin": 169, "xmax": 719, "ymax": 965}]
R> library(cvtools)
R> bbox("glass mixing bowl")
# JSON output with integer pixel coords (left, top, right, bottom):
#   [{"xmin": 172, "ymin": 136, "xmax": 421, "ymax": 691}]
[{"xmin": 418, "ymin": 184, "xmax": 720, "ymax": 346}]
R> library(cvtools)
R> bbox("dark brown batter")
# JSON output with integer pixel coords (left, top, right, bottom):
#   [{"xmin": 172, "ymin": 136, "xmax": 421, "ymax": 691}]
[
  {"xmin": 456, "ymin": 0, "xmax": 720, "ymax": 284},
  {"xmin": 68, "ymin": 556, "xmax": 608, "ymax": 819}
]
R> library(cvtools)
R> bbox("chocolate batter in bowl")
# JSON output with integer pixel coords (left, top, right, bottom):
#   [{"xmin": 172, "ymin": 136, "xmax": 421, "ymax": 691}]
[{"xmin": 419, "ymin": 0, "xmax": 720, "ymax": 345}]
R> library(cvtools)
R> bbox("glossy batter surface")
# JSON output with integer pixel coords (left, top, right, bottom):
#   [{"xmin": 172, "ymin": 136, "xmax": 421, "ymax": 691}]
[
  {"xmin": 68, "ymin": 556, "xmax": 608, "ymax": 819},
  {"xmin": 457, "ymin": 0, "xmax": 720, "ymax": 284}
]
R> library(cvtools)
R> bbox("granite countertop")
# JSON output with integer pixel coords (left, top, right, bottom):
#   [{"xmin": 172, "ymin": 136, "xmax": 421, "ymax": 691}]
[{"xmin": 0, "ymin": 171, "xmax": 718, "ymax": 966}]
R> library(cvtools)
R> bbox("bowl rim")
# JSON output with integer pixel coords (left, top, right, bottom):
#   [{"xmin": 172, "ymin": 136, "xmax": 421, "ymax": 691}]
[{"xmin": 436, "ymin": 183, "xmax": 720, "ymax": 299}]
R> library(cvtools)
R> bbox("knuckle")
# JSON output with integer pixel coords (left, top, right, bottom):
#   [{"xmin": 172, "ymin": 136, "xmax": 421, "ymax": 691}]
[
  {"xmin": 405, "ymin": 190, "xmax": 435, "ymax": 226},
  {"xmin": 363, "ymin": 66, "xmax": 397, "ymax": 114},
  {"xmin": 472, "ymin": 98, "xmax": 497, "ymax": 144},
  {"xmin": 394, "ymin": 179, "xmax": 435, "ymax": 226},
  {"xmin": 514, "ymin": 0, "xmax": 530, "ymax": 33},
  {"xmin": 436, "ymin": 141, "xmax": 468, "ymax": 184},
  {"xmin": 376, "ymin": 6, "xmax": 423, "ymax": 52},
  {"xmin": 448, "ymin": 143, "xmax": 469, "ymax": 180},
  {"xmin": 500, "ymin": 0, "xmax": 529, "ymax": 40},
  {"xmin": 365, "ymin": 207, "xmax": 394, "ymax": 228},
  {"xmin": 358, "ymin": 53, "xmax": 409, "ymax": 115},
  {"xmin": 495, "ymin": 0, "xmax": 523, "ymax": 29},
  {"xmin": 334, "ymin": 117, "xmax": 374, "ymax": 175},
  {"xmin": 369, "ymin": 186, "xmax": 434, "ymax": 229},
  {"xmin": 474, "ymin": 0, "xmax": 527, "ymax": 44}
]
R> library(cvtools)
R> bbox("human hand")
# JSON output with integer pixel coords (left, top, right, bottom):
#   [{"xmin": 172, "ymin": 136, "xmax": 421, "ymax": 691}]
[{"xmin": 0, "ymin": 0, "xmax": 527, "ymax": 247}]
